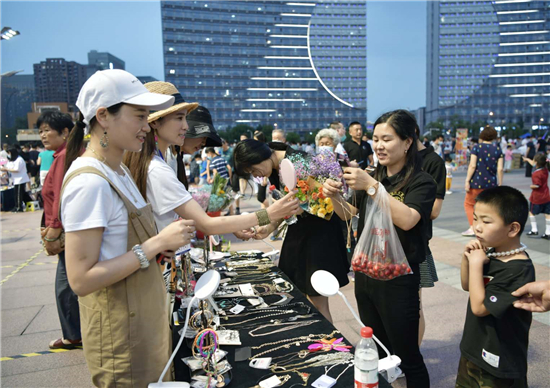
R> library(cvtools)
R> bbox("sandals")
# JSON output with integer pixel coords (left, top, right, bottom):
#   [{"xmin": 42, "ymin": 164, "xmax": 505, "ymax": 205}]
[{"xmin": 49, "ymin": 338, "xmax": 82, "ymax": 350}]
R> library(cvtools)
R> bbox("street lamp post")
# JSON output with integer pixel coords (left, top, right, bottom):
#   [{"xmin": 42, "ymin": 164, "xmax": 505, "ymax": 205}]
[{"xmin": 1, "ymin": 27, "xmax": 20, "ymax": 40}]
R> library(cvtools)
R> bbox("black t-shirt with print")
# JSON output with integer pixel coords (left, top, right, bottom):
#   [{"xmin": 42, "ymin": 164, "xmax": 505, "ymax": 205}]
[
  {"xmin": 418, "ymin": 146, "xmax": 446, "ymax": 243},
  {"xmin": 349, "ymin": 168, "xmax": 436, "ymax": 264},
  {"xmin": 460, "ymin": 255, "xmax": 535, "ymax": 379},
  {"xmin": 343, "ymin": 140, "xmax": 373, "ymax": 168}
]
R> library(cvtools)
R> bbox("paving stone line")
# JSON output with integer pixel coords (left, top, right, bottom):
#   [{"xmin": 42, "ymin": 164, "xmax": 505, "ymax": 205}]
[{"xmin": 0, "ymin": 249, "xmax": 44, "ymax": 286}]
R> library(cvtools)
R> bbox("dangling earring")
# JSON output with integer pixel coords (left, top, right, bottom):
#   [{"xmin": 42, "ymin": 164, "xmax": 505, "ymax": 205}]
[
  {"xmin": 154, "ymin": 133, "xmax": 159, "ymax": 149},
  {"xmin": 100, "ymin": 130, "xmax": 109, "ymax": 148}
]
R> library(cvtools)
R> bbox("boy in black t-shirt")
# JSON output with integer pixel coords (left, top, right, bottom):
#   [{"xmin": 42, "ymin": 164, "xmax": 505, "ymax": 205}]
[{"xmin": 457, "ymin": 186, "xmax": 535, "ymax": 388}]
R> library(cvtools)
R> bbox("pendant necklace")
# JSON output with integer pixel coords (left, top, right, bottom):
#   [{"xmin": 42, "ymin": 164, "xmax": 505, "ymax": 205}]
[{"xmin": 87, "ymin": 146, "xmax": 139, "ymax": 203}]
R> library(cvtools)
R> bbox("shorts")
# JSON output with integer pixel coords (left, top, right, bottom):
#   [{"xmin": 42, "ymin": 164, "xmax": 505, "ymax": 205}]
[
  {"xmin": 455, "ymin": 356, "xmax": 527, "ymax": 388},
  {"xmin": 530, "ymin": 201, "xmax": 550, "ymax": 215},
  {"xmin": 419, "ymin": 252, "xmax": 439, "ymax": 288}
]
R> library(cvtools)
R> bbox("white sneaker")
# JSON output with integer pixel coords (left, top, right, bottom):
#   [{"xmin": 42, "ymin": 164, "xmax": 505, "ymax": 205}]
[
  {"xmin": 461, "ymin": 228, "xmax": 475, "ymax": 237},
  {"xmin": 445, "ymin": 190, "xmax": 452, "ymax": 195}
]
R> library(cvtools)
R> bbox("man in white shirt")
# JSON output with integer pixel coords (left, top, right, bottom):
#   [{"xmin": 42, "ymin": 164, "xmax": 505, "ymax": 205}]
[{"xmin": 330, "ymin": 121, "xmax": 349, "ymax": 158}]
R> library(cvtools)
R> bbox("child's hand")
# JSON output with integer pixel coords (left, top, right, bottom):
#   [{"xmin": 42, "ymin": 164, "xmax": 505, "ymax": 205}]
[
  {"xmin": 465, "ymin": 248, "xmax": 489, "ymax": 266},
  {"xmin": 464, "ymin": 239, "xmax": 483, "ymax": 255}
]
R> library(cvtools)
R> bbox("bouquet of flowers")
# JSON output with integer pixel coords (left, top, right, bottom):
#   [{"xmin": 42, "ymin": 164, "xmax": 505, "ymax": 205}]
[
  {"xmin": 190, "ymin": 186, "xmax": 211, "ymax": 211},
  {"xmin": 283, "ymin": 150, "xmax": 343, "ymax": 220},
  {"xmin": 207, "ymin": 174, "xmax": 232, "ymax": 212}
]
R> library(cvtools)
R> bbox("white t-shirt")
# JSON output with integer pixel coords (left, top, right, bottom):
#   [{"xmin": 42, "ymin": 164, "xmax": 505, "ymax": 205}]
[
  {"xmin": 335, "ymin": 143, "xmax": 348, "ymax": 158},
  {"xmin": 8, "ymin": 156, "xmax": 30, "ymax": 185},
  {"xmin": 147, "ymin": 155, "xmax": 193, "ymax": 231},
  {"xmin": 61, "ymin": 157, "xmax": 147, "ymax": 262}
]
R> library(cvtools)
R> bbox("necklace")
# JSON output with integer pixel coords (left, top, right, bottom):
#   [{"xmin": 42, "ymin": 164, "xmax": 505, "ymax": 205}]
[
  {"xmin": 87, "ymin": 146, "xmax": 139, "ymax": 203},
  {"xmin": 252, "ymin": 330, "xmax": 339, "ymax": 350},
  {"xmin": 486, "ymin": 243, "xmax": 527, "ymax": 258},
  {"xmin": 270, "ymin": 352, "xmax": 353, "ymax": 373},
  {"xmin": 248, "ymin": 320, "xmax": 321, "ymax": 337}
]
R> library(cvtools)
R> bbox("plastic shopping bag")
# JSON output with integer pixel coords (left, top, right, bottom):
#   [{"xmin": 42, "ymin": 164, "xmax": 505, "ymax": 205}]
[{"xmin": 351, "ymin": 184, "xmax": 412, "ymax": 280}]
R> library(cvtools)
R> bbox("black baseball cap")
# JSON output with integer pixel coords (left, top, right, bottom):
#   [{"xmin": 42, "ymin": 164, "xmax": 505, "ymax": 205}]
[{"xmin": 186, "ymin": 105, "xmax": 222, "ymax": 147}]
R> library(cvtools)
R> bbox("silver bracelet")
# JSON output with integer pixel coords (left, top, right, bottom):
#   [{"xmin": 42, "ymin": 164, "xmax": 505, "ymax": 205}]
[{"xmin": 132, "ymin": 244, "xmax": 149, "ymax": 269}]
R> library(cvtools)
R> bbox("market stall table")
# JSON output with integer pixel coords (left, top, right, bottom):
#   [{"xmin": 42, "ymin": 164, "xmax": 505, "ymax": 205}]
[{"xmin": 171, "ymin": 252, "xmax": 392, "ymax": 387}]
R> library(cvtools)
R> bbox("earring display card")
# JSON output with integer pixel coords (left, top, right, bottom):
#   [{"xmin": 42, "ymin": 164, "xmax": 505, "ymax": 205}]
[
  {"xmin": 218, "ymin": 330, "xmax": 241, "ymax": 345},
  {"xmin": 311, "ymin": 375, "xmax": 337, "ymax": 388}
]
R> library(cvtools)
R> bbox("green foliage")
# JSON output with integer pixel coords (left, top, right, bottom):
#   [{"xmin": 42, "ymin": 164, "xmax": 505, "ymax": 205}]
[{"xmin": 286, "ymin": 132, "xmax": 301, "ymax": 144}]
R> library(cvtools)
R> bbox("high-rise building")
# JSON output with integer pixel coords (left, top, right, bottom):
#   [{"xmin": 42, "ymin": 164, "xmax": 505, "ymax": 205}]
[
  {"xmin": 137, "ymin": 76, "xmax": 159, "ymax": 84},
  {"xmin": 33, "ymin": 58, "xmax": 87, "ymax": 110},
  {"xmin": 426, "ymin": 0, "xmax": 549, "ymax": 130},
  {"xmin": 161, "ymin": 0, "xmax": 367, "ymax": 133},
  {"xmin": 87, "ymin": 50, "xmax": 126, "ymax": 78},
  {"xmin": 1, "ymin": 74, "xmax": 35, "ymax": 131}
]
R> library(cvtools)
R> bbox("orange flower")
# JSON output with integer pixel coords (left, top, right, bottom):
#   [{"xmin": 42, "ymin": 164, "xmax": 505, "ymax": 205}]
[{"xmin": 312, "ymin": 192, "xmax": 318, "ymax": 200}]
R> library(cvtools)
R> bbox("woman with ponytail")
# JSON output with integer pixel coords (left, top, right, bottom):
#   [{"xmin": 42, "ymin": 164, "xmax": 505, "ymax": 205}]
[
  {"xmin": 61, "ymin": 70, "xmax": 196, "ymax": 387},
  {"xmin": 124, "ymin": 82, "xmax": 300, "ymax": 238},
  {"xmin": 323, "ymin": 110, "xmax": 436, "ymax": 387}
]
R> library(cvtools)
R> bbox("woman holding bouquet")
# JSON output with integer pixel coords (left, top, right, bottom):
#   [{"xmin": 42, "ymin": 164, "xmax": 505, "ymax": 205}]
[
  {"xmin": 233, "ymin": 139, "xmax": 350, "ymax": 323},
  {"xmin": 323, "ymin": 110, "xmax": 435, "ymax": 387},
  {"xmin": 124, "ymin": 82, "xmax": 299, "ymax": 236}
]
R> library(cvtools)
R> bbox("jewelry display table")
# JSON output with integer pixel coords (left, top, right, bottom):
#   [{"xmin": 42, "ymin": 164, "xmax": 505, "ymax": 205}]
[{"xmin": 172, "ymin": 252, "xmax": 392, "ymax": 387}]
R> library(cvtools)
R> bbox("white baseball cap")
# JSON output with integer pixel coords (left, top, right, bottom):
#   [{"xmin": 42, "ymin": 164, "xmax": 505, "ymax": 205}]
[{"xmin": 76, "ymin": 69, "xmax": 175, "ymax": 134}]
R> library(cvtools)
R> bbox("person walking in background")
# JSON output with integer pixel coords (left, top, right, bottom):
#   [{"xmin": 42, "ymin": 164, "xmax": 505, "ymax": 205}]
[
  {"xmin": 432, "ymin": 134, "xmax": 445, "ymax": 158},
  {"xmin": 462, "ymin": 126, "xmax": 504, "ymax": 237},
  {"xmin": 205, "ymin": 147, "xmax": 231, "ymax": 183},
  {"xmin": 271, "ymin": 128, "xmax": 286, "ymax": 143},
  {"xmin": 523, "ymin": 153, "xmax": 550, "ymax": 240},
  {"xmin": 329, "ymin": 121, "xmax": 349, "ymax": 158},
  {"xmin": 445, "ymin": 155, "xmax": 455, "ymax": 194},
  {"xmin": 37, "ymin": 111, "xmax": 83, "ymax": 350},
  {"xmin": 38, "ymin": 147, "xmax": 55, "ymax": 186},
  {"xmin": 524, "ymin": 135, "xmax": 537, "ymax": 177},
  {"xmin": 504, "ymin": 144, "xmax": 513, "ymax": 173},
  {"xmin": 28, "ymin": 143, "xmax": 40, "ymax": 186},
  {"xmin": 1, "ymin": 147, "xmax": 31, "ymax": 212},
  {"xmin": 343, "ymin": 121, "xmax": 373, "ymax": 168}
]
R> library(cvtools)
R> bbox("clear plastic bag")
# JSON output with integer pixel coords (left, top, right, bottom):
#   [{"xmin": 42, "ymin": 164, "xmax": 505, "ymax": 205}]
[{"xmin": 351, "ymin": 184, "xmax": 412, "ymax": 280}]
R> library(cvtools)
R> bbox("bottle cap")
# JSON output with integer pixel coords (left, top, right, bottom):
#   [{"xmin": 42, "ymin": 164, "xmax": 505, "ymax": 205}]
[
  {"xmin": 269, "ymin": 185, "xmax": 276, "ymax": 191},
  {"xmin": 361, "ymin": 327, "xmax": 373, "ymax": 338}
]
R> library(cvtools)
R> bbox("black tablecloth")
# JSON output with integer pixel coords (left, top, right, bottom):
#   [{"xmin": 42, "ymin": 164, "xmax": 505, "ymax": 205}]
[{"xmin": 172, "ymin": 254, "xmax": 391, "ymax": 388}]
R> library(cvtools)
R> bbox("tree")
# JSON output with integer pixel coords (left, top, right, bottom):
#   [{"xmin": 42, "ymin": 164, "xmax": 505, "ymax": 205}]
[{"xmin": 286, "ymin": 132, "xmax": 301, "ymax": 144}]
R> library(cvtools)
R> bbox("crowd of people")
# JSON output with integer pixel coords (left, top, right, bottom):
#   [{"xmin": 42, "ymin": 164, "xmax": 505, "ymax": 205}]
[{"xmin": 1, "ymin": 68, "xmax": 549, "ymax": 388}]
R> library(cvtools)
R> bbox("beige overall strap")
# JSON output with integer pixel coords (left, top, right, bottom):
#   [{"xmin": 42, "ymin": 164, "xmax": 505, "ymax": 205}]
[{"xmin": 59, "ymin": 166, "xmax": 138, "ymax": 219}]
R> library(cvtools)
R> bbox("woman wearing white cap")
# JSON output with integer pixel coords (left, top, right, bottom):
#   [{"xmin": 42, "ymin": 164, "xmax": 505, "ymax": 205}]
[
  {"xmin": 124, "ymin": 81, "xmax": 300, "ymax": 238},
  {"xmin": 61, "ymin": 70, "xmax": 195, "ymax": 387}
]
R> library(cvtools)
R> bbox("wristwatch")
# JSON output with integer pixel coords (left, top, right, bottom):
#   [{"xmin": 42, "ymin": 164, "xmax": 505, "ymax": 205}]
[
  {"xmin": 366, "ymin": 183, "xmax": 378, "ymax": 196},
  {"xmin": 132, "ymin": 244, "xmax": 150, "ymax": 269}
]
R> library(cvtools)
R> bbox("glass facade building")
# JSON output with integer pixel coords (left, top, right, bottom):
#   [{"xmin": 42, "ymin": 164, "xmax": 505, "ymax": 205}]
[
  {"xmin": 161, "ymin": 0, "xmax": 367, "ymax": 133},
  {"xmin": 426, "ymin": 0, "xmax": 549, "ymax": 129}
]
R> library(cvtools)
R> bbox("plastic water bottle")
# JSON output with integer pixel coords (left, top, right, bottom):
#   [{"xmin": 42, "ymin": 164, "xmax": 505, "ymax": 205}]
[
  {"xmin": 269, "ymin": 185, "xmax": 298, "ymax": 225},
  {"xmin": 354, "ymin": 326, "xmax": 379, "ymax": 388}
]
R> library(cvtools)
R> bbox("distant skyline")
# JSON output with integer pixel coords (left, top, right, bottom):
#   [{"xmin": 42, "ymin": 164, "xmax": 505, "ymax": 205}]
[{"xmin": 1, "ymin": 0, "xmax": 427, "ymax": 122}]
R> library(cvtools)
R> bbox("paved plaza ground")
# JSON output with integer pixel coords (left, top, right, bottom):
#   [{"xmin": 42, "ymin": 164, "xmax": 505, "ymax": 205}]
[{"xmin": 1, "ymin": 169, "xmax": 548, "ymax": 387}]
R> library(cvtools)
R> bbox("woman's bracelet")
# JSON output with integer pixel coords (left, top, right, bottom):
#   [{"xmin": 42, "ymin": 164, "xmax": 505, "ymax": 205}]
[{"xmin": 255, "ymin": 209, "xmax": 271, "ymax": 226}]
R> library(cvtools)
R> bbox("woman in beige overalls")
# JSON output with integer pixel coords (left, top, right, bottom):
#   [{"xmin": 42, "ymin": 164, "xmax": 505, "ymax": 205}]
[{"xmin": 60, "ymin": 69, "xmax": 195, "ymax": 387}]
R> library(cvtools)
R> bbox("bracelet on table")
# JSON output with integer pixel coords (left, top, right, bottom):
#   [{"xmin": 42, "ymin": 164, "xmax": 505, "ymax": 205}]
[
  {"xmin": 255, "ymin": 209, "xmax": 271, "ymax": 226},
  {"xmin": 43, "ymin": 235, "xmax": 61, "ymax": 242}
]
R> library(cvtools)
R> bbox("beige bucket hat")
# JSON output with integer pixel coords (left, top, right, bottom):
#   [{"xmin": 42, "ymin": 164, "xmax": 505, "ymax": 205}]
[{"xmin": 144, "ymin": 81, "xmax": 199, "ymax": 123}]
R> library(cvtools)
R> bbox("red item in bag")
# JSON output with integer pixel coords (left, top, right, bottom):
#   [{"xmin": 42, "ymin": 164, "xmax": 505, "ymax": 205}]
[{"xmin": 350, "ymin": 184, "xmax": 412, "ymax": 280}]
